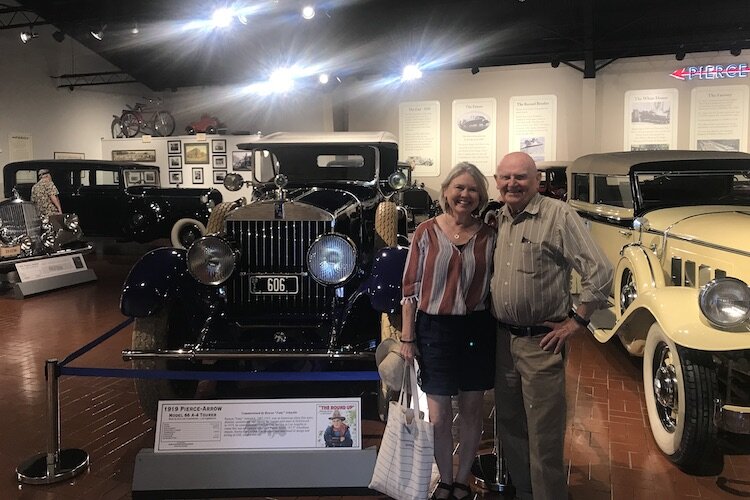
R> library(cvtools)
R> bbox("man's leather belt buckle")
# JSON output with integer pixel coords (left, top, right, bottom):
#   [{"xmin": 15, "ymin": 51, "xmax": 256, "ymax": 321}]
[{"xmin": 498, "ymin": 321, "xmax": 552, "ymax": 337}]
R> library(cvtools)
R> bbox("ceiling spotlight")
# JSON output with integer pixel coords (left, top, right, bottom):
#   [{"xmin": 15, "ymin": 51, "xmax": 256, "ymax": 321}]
[
  {"xmin": 318, "ymin": 73, "xmax": 329, "ymax": 84},
  {"xmin": 470, "ymin": 66, "xmax": 479, "ymax": 75},
  {"xmin": 52, "ymin": 30, "xmax": 65, "ymax": 43},
  {"xmin": 302, "ymin": 5, "xmax": 316, "ymax": 20},
  {"xmin": 212, "ymin": 7, "xmax": 234, "ymax": 28},
  {"xmin": 90, "ymin": 25, "xmax": 106, "ymax": 41},
  {"xmin": 237, "ymin": 14, "xmax": 248, "ymax": 25},
  {"xmin": 20, "ymin": 30, "xmax": 38, "ymax": 43},
  {"xmin": 131, "ymin": 23, "xmax": 139, "ymax": 35},
  {"xmin": 402, "ymin": 64, "xmax": 422, "ymax": 81},
  {"xmin": 551, "ymin": 58, "xmax": 560, "ymax": 68},
  {"xmin": 675, "ymin": 50, "xmax": 685, "ymax": 61},
  {"xmin": 731, "ymin": 46, "xmax": 742, "ymax": 57}
]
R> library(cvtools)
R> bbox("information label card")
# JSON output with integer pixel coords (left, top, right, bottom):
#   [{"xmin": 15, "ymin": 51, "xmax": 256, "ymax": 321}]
[
  {"xmin": 155, "ymin": 398, "xmax": 361, "ymax": 453},
  {"xmin": 15, "ymin": 253, "xmax": 87, "ymax": 282}
]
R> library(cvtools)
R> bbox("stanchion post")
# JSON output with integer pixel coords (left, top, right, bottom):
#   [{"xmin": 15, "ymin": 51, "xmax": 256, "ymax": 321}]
[
  {"xmin": 471, "ymin": 403, "xmax": 513, "ymax": 495},
  {"xmin": 16, "ymin": 359, "xmax": 90, "ymax": 485}
]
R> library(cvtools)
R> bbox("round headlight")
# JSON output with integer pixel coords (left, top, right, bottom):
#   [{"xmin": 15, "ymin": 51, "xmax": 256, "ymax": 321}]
[
  {"xmin": 388, "ymin": 171, "xmax": 408, "ymax": 191},
  {"xmin": 64, "ymin": 214, "xmax": 79, "ymax": 230},
  {"xmin": 187, "ymin": 236, "xmax": 236, "ymax": 285},
  {"xmin": 699, "ymin": 277, "xmax": 750, "ymax": 328},
  {"xmin": 307, "ymin": 234, "xmax": 357, "ymax": 285}
]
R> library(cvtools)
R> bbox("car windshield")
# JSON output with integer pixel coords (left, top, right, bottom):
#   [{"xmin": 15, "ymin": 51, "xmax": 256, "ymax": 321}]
[
  {"xmin": 636, "ymin": 169, "xmax": 750, "ymax": 210},
  {"xmin": 252, "ymin": 145, "xmax": 377, "ymax": 184},
  {"xmin": 124, "ymin": 169, "xmax": 160, "ymax": 188}
]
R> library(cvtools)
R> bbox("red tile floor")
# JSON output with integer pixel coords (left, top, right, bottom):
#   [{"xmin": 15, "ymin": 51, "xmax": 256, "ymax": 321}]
[{"xmin": 0, "ymin": 245, "xmax": 748, "ymax": 499}]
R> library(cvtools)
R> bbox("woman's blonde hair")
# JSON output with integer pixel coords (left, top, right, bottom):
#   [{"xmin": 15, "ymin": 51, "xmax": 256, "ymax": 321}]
[{"xmin": 440, "ymin": 162, "xmax": 489, "ymax": 216}]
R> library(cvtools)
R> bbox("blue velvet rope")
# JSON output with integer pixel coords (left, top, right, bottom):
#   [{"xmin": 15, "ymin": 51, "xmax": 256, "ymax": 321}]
[
  {"xmin": 56, "ymin": 317, "xmax": 380, "ymax": 382},
  {"xmin": 59, "ymin": 366, "xmax": 380, "ymax": 381}
]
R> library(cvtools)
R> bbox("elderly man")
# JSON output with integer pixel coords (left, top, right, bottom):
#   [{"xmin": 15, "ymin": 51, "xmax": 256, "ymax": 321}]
[
  {"xmin": 491, "ymin": 152, "xmax": 613, "ymax": 500},
  {"xmin": 30, "ymin": 169, "xmax": 62, "ymax": 217}
]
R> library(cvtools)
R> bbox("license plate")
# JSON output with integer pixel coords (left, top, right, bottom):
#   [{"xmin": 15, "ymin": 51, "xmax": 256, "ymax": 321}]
[
  {"xmin": 0, "ymin": 245, "xmax": 21, "ymax": 258},
  {"xmin": 250, "ymin": 275, "xmax": 299, "ymax": 295}
]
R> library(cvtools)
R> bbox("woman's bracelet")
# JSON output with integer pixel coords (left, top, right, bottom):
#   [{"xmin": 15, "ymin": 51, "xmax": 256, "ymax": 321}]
[{"xmin": 400, "ymin": 338, "xmax": 416, "ymax": 344}]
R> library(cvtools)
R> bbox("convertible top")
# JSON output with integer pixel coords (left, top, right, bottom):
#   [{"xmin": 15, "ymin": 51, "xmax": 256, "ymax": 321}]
[
  {"xmin": 570, "ymin": 150, "xmax": 750, "ymax": 175},
  {"xmin": 238, "ymin": 131, "xmax": 398, "ymax": 150}
]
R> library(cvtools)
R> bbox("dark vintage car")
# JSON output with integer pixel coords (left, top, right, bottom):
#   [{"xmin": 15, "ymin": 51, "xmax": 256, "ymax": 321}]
[
  {"xmin": 3, "ymin": 160, "xmax": 222, "ymax": 248},
  {"xmin": 536, "ymin": 161, "xmax": 569, "ymax": 200},
  {"xmin": 0, "ymin": 188, "xmax": 89, "ymax": 272},
  {"xmin": 396, "ymin": 161, "xmax": 441, "ymax": 232},
  {"xmin": 120, "ymin": 132, "xmax": 410, "ymax": 418}
]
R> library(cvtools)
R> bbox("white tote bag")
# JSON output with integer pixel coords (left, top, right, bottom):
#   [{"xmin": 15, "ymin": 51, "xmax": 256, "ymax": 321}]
[{"xmin": 369, "ymin": 362, "xmax": 435, "ymax": 500}]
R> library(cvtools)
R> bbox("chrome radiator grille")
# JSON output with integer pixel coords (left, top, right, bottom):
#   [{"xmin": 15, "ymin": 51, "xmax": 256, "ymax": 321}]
[
  {"xmin": 0, "ymin": 202, "xmax": 41, "ymax": 244},
  {"xmin": 226, "ymin": 219, "xmax": 332, "ymax": 315}
]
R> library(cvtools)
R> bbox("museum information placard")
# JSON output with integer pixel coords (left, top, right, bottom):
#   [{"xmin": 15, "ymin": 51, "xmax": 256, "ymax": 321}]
[
  {"xmin": 624, "ymin": 89, "xmax": 678, "ymax": 151},
  {"xmin": 690, "ymin": 85, "xmax": 749, "ymax": 152},
  {"xmin": 154, "ymin": 398, "xmax": 361, "ymax": 453},
  {"xmin": 399, "ymin": 100, "xmax": 441, "ymax": 177},
  {"xmin": 509, "ymin": 95, "xmax": 557, "ymax": 162},
  {"xmin": 15, "ymin": 253, "xmax": 88, "ymax": 282},
  {"xmin": 452, "ymin": 98, "xmax": 497, "ymax": 176}
]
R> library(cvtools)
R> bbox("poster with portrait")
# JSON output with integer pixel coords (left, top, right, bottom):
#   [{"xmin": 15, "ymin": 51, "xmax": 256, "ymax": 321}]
[
  {"xmin": 452, "ymin": 98, "xmax": 497, "ymax": 175},
  {"xmin": 690, "ymin": 85, "xmax": 749, "ymax": 152},
  {"xmin": 399, "ymin": 100, "xmax": 440, "ymax": 177},
  {"xmin": 624, "ymin": 88, "xmax": 678, "ymax": 151},
  {"xmin": 509, "ymin": 95, "xmax": 557, "ymax": 162},
  {"xmin": 316, "ymin": 401, "xmax": 360, "ymax": 449}
]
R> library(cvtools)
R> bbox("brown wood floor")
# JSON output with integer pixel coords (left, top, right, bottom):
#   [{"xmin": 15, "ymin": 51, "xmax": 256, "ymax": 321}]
[{"xmin": 0, "ymin": 246, "xmax": 748, "ymax": 499}]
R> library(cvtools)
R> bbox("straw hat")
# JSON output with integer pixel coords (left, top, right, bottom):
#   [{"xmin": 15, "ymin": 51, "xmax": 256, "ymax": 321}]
[{"xmin": 375, "ymin": 337, "xmax": 411, "ymax": 393}]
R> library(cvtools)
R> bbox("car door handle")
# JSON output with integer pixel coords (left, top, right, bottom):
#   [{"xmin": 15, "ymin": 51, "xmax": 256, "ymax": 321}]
[{"xmin": 618, "ymin": 230, "xmax": 630, "ymax": 236}]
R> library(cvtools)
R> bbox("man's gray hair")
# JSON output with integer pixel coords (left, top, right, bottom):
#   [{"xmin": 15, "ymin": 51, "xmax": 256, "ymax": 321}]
[{"xmin": 440, "ymin": 162, "xmax": 489, "ymax": 216}]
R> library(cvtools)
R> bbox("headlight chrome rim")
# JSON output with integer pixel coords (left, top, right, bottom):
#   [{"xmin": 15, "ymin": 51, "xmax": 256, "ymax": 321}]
[
  {"xmin": 187, "ymin": 236, "xmax": 236, "ymax": 286},
  {"xmin": 699, "ymin": 277, "xmax": 750, "ymax": 329},
  {"xmin": 307, "ymin": 233, "xmax": 357, "ymax": 285}
]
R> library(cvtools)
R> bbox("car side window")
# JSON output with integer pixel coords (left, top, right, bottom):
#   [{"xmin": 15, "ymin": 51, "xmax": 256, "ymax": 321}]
[
  {"xmin": 572, "ymin": 173, "xmax": 590, "ymax": 202},
  {"xmin": 94, "ymin": 170, "xmax": 120, "ymax": 186},
  {"xmin": 80, "ymin": 170, "xmax": 90, "ymax": 187},
  {"xmin": 15, "ymin": 169, "xmax": 37, "ymax": 184},
  {"xmin": 594, "ymin": 175, "xmax": 633, "ymax": 208}
]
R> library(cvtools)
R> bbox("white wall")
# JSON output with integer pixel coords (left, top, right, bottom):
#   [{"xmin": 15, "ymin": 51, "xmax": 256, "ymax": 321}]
[
  {"xmin": 343, "ymin": 52, "xmax": 750, "ymax": 199},
  {"xmin": 4, "ymin": 19, "xmax": 748, "ymax": 205}
]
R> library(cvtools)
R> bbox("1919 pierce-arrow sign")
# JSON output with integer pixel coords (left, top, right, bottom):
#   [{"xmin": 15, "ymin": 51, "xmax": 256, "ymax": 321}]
[{"xmin": 671, "ymin": 64, "xmax": 749, "ymax": 80}]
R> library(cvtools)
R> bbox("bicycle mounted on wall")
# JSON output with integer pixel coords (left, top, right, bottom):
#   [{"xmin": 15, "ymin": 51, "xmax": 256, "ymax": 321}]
[{"xmin": 111, "ymin": 97, "xmax": 176, "ymax": 138}]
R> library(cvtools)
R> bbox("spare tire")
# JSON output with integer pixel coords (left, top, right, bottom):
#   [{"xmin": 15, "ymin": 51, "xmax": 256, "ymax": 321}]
[{"xmin": 170, "ymin": 218, "xmax": 206, "ymax": 249}]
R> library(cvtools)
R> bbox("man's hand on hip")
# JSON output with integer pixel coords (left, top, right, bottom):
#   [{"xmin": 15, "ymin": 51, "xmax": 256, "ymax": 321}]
[{"xmin": 539, "ymin": 318, "xmax": 586, "ymax": 354}]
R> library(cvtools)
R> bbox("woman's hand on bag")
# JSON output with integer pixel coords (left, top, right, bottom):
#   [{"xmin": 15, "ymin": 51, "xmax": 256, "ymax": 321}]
[{"xmin": 400, "ymin": 341, "xmax": 417, "ymax": 364}]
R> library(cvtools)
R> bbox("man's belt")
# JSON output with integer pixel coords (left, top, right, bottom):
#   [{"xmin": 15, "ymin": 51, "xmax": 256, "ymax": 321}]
[{"xmin": 497, "ymin": 321, "xmax": 552, "ymax": 337}]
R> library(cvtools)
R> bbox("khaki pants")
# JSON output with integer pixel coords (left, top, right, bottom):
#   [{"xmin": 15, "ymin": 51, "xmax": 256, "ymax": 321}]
[{"xmin": 495, "ymin": 327, "xmax": 567, "ymax": 500}]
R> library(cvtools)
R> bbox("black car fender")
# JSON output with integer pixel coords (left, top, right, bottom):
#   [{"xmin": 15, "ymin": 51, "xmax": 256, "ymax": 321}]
[
  {"xmin": 120, "ymin": 247, "xmax": 190, "ymax": 317},
  {"xmin": 366, "ymin": 245, "xmax": 409, "ymax": 313}
]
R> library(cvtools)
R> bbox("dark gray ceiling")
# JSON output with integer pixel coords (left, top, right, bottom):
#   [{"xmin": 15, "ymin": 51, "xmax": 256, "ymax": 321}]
[{"xmin": 10, "ymin": 0, "xmax": 750, "ymax": 90}]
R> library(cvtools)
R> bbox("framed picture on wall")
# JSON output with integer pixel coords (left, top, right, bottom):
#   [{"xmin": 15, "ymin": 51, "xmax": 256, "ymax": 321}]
[
  {"xmin": 231, "ymin": 151, "xmax": 253, "ymax": 171},
  {"xmin": 213, "ymin": 170, "xmax": 227, "ymax": 184},
  {"xmin": 192, "ymin": 167, "xmax": 204, "ymax": 184},
  {"xmin": 168, "ymin": 155, "xmax": 182, "ymax": 169},
  {"xmin": 144, "ymin": 171, "xmax": 157, "ymax": 184},
  {"xmin": 184, "ymin": 142, "xmax": 209, "ymax": 164},
  {"xmin": 169, "ymin": 171, "xmax": 183, "ymax": 185},
  {"xmin": 112, "ymin": 149, "xmax": 156, "ymax": 162},
  {"xmin": 212, "ymin": 139, "xmax": 226, "ymax": 153},
  {"xmin": 213, "ymin": 155, "xmax": 227, "ymax": 169},
  {"xmin": 167, "ymin": 140, "xmax": 181, "ymax": 154}
]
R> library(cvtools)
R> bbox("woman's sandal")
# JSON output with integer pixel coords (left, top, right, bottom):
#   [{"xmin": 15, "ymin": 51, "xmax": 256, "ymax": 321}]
[
  {"xmin": 450, "ymin": 482, "xmax": 472, "ymax": 500},
  {"xmin": 430, "ymin": 481, "xmax": 453, "ymax": 500}
]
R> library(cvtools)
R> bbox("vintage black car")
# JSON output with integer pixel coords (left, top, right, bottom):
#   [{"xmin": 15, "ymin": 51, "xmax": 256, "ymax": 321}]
[
  {"xmin": 0, "ymin": 188, "xmax": 89, "ymax": 271},
  {"xmin": 3, "ymin": 160, "xmax": 222, "ymax": 248},
  {"xmin": 120, "ymin": 132, "xmax": 410, "ymax": 418}
]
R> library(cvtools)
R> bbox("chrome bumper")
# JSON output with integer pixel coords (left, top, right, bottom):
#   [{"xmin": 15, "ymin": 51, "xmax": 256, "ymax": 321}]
[
  {"xmin": 716, "ymin": 404, "xmax": 750, "ymax": 434},
  {"xmin": 122, "ymin": 347, "xmax": 375, "ymax": 362}
]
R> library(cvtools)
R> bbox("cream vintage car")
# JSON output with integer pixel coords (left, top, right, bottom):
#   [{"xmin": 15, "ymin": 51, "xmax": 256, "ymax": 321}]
[{"xmin": 568, "ymin": 150, "xmax": 750, "ymax": 471}]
